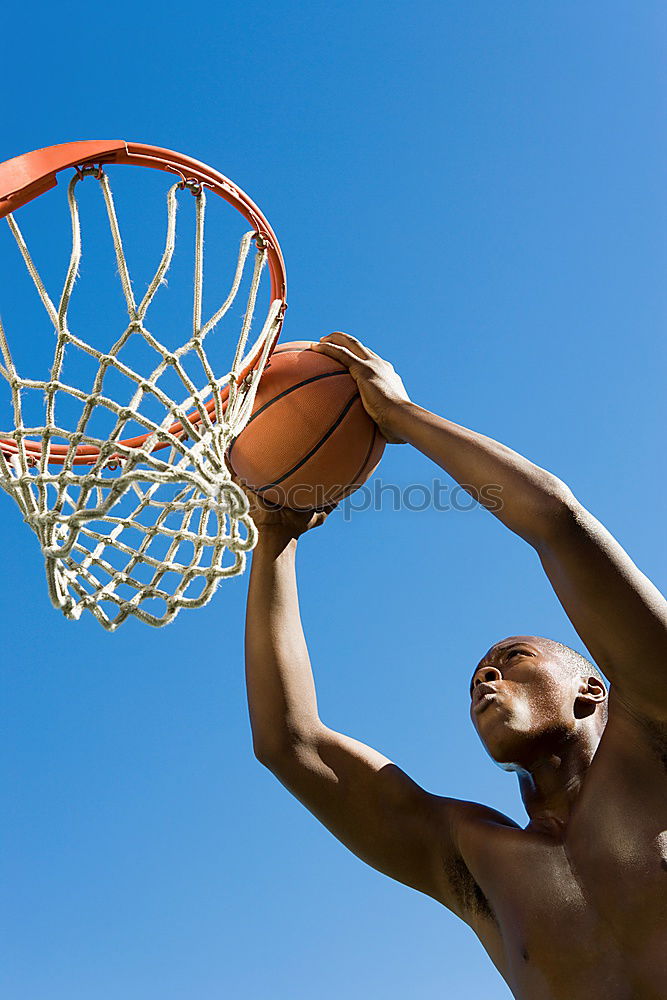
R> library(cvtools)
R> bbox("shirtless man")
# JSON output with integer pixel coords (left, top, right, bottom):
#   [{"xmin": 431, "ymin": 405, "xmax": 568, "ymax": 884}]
[{"xmin": 243, "ymin": 332, "xmax": 667, "ymax": 999}]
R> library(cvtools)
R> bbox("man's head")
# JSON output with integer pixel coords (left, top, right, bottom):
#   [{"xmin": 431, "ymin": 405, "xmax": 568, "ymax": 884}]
[{"xmin": 469, "ymin": 636, "xmax": 608, "ymax": 769}]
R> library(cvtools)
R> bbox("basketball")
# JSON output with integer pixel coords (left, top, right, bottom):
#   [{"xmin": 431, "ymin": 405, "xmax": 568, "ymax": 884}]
[{"xmin": 227, "ymin": 341, "xmax": 386, "ymax": 510}]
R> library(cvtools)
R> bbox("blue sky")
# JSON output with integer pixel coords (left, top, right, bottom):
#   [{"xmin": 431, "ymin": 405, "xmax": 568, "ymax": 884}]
[{"xmin": 2, "ymin": 3, "xmax": 666, "ymax": 998}]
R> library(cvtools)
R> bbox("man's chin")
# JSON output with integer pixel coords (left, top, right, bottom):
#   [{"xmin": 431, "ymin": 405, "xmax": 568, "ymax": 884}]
[
  {"xmin": 495, "ymin": 758, "xmax": 524, "ymax": 772},
  {"xmin": 480, "ymin": 729, "xmax": 529, "ymax": 769}
]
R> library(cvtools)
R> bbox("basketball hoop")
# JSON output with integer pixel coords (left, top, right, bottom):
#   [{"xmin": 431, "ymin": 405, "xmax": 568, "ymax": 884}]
[{"xmin": 0, "ymin": 141, "xmax": 287, "ymax": 630}]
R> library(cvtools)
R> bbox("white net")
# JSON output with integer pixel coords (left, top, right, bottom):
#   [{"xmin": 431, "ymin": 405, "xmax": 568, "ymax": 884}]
[{"xmin": 0, "ymin": 168, "xmax": 283, "ymax": 630}]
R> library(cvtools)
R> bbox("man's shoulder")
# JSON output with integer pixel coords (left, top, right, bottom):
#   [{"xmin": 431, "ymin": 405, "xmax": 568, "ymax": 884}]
[
  {"xmin": 432, "ymin": 795, "xmax": 521, "ymax": 848},
  {"xmin": 426, "ymin": 797, "xmax": 521, "ymax": 934}
]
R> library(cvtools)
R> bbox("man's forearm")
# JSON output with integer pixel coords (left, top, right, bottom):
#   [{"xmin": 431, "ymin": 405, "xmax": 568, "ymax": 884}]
[
  {"xmin": 245, "ymin": 529, "xmax": 320, "ymax": 761},
  {"xmin": 390, "ymin": 402, "xmax": 573, "ymax": 546}
]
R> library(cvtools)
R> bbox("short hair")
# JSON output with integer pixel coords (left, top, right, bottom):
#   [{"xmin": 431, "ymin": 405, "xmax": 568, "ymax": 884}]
[{"xmin": 541, "ymin": 638, "xmax": 608, "ymax": 722}]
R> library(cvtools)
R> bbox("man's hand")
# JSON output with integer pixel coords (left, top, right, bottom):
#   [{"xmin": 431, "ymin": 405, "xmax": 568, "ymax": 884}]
[
  {"xmin": 238, "ymin": 478, "xmax": 333, "ymax": 540},
  {"xmin": 312, "ymin": 332, "xmax": 410, "ymax": 443}
]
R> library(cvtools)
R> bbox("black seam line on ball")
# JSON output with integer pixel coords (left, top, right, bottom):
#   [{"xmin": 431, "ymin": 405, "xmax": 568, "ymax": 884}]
[
  {"xmin": 272, "ymin": 347, "xmax": 315, "ymax": 353},
  {"xmin": 256, "ymin": 393, "xmax": 361, "ymax": 492},
  {"xmin": 329, "ymin": 424, "xmax": 378, "ymax": 504},
  {"xmin": 227, "ymin": 370, "xmax": 349, "ymax": 462}
]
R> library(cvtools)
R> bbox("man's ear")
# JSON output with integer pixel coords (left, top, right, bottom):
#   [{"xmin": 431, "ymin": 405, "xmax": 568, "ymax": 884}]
[{"xmin": 574, "ymin": 676, "xmax": 607, "ymax": 719}]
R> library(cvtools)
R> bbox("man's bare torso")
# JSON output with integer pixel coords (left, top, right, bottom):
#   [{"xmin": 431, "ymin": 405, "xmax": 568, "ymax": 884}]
[
  {"xmin": 462, "ymin": 695, "xmax": 667, "ymax": 999},
  {"xmin": 244, "ymin": 334, "xmax": 667, "ymax": 1000}
]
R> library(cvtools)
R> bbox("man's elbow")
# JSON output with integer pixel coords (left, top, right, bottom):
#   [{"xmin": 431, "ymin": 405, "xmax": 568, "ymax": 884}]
[
  {"xmin": 252, "ymin": 734, "xmax": 289, "ymax": 770},
  {"xmin": 252, "ymin": 725, "xmax": 319, "ymax": 773}
]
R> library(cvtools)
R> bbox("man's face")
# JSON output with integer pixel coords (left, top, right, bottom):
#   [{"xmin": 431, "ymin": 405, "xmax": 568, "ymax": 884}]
[{"xmin": 469, "ymin": 636, "xmax": 580, "ymax": 768}]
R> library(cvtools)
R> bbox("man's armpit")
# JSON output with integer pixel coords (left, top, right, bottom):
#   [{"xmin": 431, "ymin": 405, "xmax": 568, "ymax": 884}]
[
  {"xmin": 435, "ymin": 798, "xmax": 519, "ymax": 923},
  {"xmin": 444, "ymin": 852, "xmax": 497, "ymax": 923}
]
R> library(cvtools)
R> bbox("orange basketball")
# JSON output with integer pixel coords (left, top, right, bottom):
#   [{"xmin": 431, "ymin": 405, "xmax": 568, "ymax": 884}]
[{"xmin": 227, "ymin": 341, "xmax": 385, "ymax": 510}]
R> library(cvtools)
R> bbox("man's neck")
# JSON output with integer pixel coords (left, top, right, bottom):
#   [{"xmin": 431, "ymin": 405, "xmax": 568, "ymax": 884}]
[{"xmin": 516, "ymin": 727, "xmax": 601, "ymax": 834}]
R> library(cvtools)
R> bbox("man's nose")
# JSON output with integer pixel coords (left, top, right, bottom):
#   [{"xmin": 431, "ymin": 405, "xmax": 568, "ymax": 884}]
[{"xmin": 472, "ymin": 665, "xmax": 503, "ymax": 688}]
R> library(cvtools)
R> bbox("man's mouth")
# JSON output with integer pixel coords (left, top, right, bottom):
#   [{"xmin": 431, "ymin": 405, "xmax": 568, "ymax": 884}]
[
  {"xmin": 472, "ymin": 683, "xmax": 500, "ymax": 712},
  {"xmin": 474, "ymin": 694, "xmax": 497, "ymax": 714}
]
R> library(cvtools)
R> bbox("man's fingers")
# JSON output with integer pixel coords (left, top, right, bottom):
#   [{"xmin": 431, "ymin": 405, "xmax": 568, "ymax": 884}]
[
  {"xmin": 318, "ymin": 331, "xmax": 373, "ymax": 359},
  {"xmin": 311, "ymin": 340, "xmax": 361, "ymax": 370},
  {"xmin": 309, "ymin": 502, "xmax": 338, "ymax": 529}
]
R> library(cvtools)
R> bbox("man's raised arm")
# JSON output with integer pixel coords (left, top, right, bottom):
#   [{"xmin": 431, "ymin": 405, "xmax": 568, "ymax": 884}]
[
  {"xmin": 244, "ymin": 500, "xmax": 514, "ymax": 922},
  {"xmin": 313, "ymin": 333, "xmax": 667, "ymax": 719}
]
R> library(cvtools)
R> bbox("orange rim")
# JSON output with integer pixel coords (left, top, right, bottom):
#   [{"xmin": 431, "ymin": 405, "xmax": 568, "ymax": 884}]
[{"xmin": 0, "ymin": 140, "xmax": 287, "ymax": 466}]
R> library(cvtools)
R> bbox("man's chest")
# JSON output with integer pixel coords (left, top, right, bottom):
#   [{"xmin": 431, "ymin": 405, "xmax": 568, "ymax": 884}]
[
  {"xmin": 471, "ymin": 830, "xmax": 666, "ymax": 999},
  {"xmin": 464, "ymin": 752, "xmax": 667, "ymax": 996}
]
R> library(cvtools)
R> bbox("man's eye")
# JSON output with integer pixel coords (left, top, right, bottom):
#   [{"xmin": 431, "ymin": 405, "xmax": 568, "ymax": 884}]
[{"xmin": 507, "ymin": 649, "xmax": 528, "ymax": 660}]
